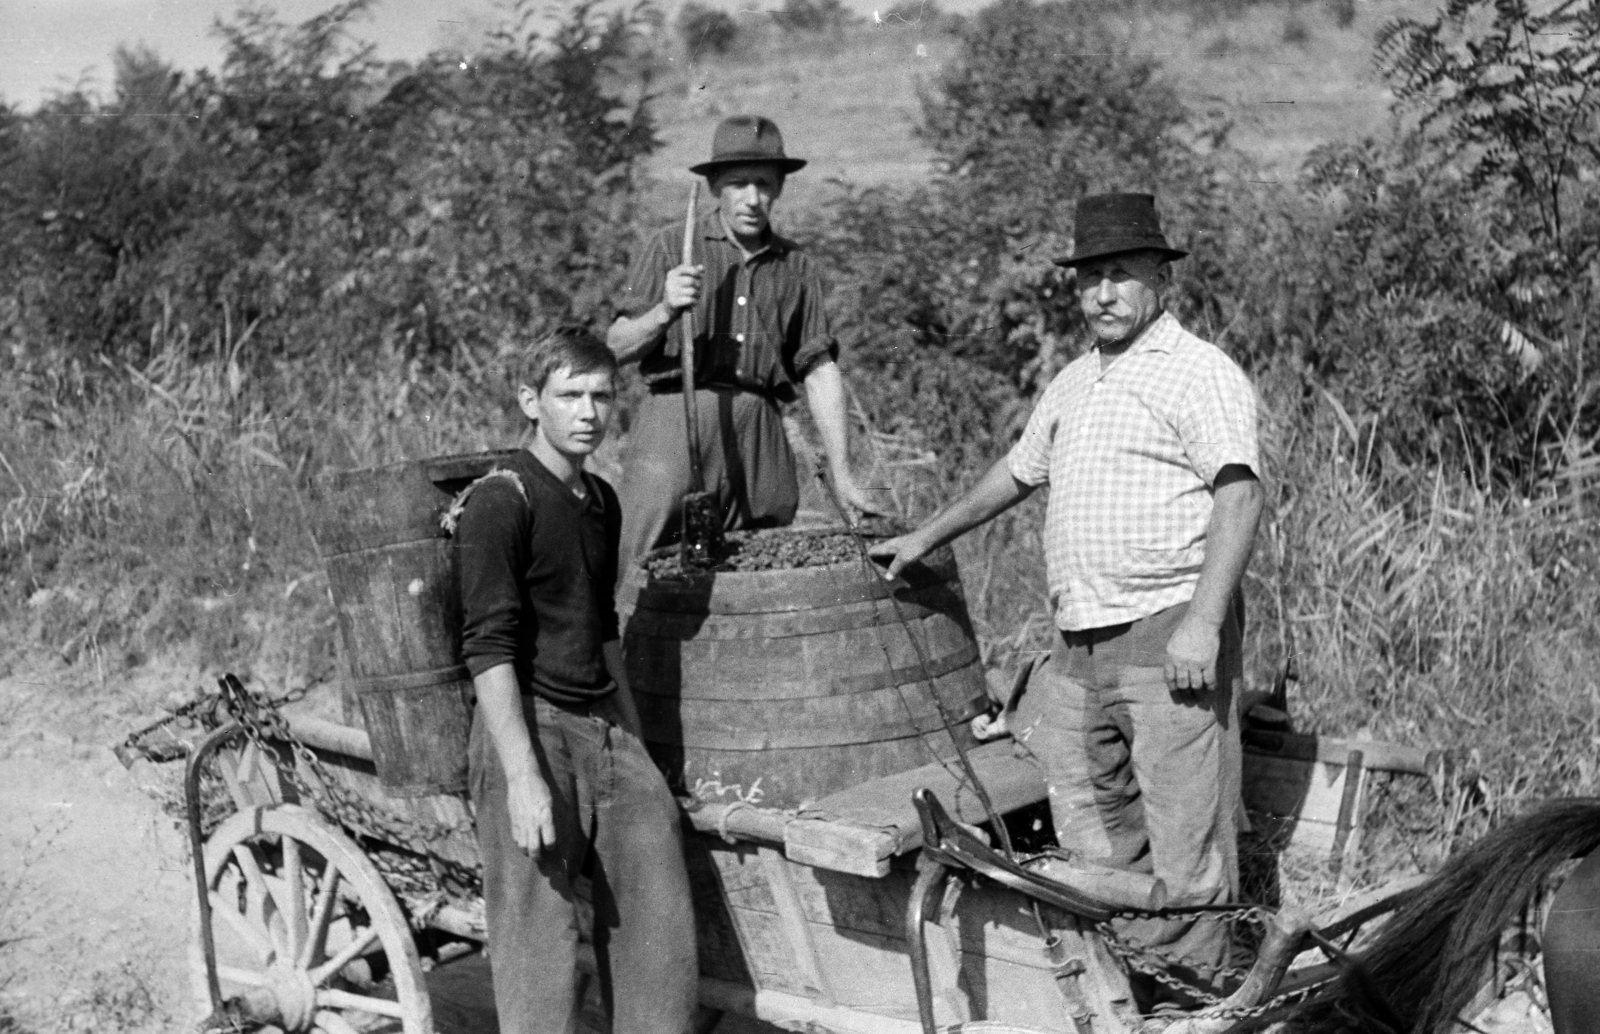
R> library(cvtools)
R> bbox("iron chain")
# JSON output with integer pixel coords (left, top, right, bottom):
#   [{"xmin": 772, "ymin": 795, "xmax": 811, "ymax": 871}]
[{"xmin": 201, "ymin": 677, "xmax": 481, "ymax": 904}]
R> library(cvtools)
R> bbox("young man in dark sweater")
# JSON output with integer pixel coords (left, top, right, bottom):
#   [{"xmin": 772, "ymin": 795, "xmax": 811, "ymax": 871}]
[{"xmin": 455, "ymin": 329, "xmax": 697, "ymax": 1034}]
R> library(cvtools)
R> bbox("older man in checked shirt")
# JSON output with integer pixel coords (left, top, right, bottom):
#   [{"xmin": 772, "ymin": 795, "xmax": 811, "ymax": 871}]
[{"xmin": 871, "ymin": 193, "xmax": 1263, "ymax": 1005}]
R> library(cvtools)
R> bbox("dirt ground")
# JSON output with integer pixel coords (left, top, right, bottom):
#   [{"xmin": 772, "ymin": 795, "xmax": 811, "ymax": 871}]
[{"xmin": 0, "ymin": 660, "xmax": 199, "ymax": 1033}]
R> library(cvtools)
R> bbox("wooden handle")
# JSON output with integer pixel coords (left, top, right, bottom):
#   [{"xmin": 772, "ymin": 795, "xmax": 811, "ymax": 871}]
[{"xmin": 679, "ymin": 182, "xmax": 705, "ymax": 492}]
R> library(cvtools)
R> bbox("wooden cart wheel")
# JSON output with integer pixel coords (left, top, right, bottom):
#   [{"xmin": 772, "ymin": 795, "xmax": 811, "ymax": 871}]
[{"xmin": 196, "ymin": 803, "xmax": 434, "ymax": 1034}]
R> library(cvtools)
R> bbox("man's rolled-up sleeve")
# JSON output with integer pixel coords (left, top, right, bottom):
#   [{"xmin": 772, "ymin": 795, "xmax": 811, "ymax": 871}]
[
  {"xmin": 1178, "ymin": 356, "xmax": 1260, "ymax": 486},
  {"xmin": 613, "ymin": 227, "xmax": 673, "ymax": 320},
  {"xmin": 456, "ymin": 483, "xmax": 531, "ymax": 677},
  {"xmin": 1007, "ymin": 383, "xmax": 1060, "ymax": 487},
  {"xmin": 787, "ymin": 260, "xmax": 840, "ymax": 382}
]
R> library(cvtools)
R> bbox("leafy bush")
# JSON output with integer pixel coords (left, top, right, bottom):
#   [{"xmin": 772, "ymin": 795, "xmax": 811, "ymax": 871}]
[
  {"xmin": 0, "ymin": 0, "xmax": 658, "ymax": 375},
  {"xmin": 0, "ymin": 0, "xmax": 661, "ymax": 674},
  {"xmin": 882, "ymin": 0, "xmax": 958, "ymax": 30},
  {"xmin": 676, "ymin": 2, "xmax": 740, "ymax": 58},
  {"xmin": 1238, "ymin": 0, "xmax": 1600, "ymax": 486},
  {"xmin": 775, "ymin": 0, "xmax": 854, "ymax": 33},
  {"xmin": 805, "ymin": 0, "xmax": 1234, "ymax": 431}
]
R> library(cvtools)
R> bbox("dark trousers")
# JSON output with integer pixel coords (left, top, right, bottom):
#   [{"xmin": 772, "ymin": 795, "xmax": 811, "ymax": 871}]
[
  {"xmin": 1011, "ymin": 603, "xmax": 1242, "ymax": 999},
  {"xmin": 616, "ymin": 388, "xmax": 799, "ymax": 586},
  {"xmin": 468, "ymin": 694, "xmax": 698, "ymax": 1034}
]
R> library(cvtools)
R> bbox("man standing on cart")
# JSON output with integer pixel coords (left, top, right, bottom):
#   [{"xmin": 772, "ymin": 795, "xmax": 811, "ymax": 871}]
[
  {"xmin": 607, "ymin": 114, "xmax": 877, "ymax": 580},
  {"xmin": 454, "ymin": 328, "xmax": 698, "ymax": 1033},
  {"xmin": 871, "ymin": 193, "xmax": 1263, "ymax": 1006}
]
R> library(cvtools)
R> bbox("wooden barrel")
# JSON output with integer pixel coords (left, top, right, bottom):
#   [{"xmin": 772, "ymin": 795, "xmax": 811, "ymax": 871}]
[
  {"xmin": 624, "ymin": 544, "xmax": 990, "ymax": 809},
  {"xmin": 311, "ymin": 450, "xmax": 518, "ymax": 797}
]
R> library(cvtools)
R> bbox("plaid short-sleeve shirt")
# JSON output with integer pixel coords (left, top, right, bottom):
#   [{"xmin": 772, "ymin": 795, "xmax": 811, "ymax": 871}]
[{"xmin": 1007, "ymin": 311, "xmax": 1260, "ymax": 631}]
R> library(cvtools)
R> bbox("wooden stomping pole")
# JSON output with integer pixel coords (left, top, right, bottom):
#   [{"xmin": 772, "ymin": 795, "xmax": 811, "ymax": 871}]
[{"xmin": 678, "ymin": 180, "xmax": 723, "ymax": 567}]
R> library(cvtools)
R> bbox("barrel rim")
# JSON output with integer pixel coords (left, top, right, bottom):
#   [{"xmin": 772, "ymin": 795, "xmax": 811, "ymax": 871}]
[
  {"xmin": 632, "ymin": 548, "xmax": 960, "ymax": 614},
  {"xmin": 313, "ymin": 447, "xmax": 525, "ymax": 487}
]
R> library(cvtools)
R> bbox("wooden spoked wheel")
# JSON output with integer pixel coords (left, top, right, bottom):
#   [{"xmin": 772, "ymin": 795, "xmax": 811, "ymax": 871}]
[{"xmin": 199, "ymin": 804, "xmax": 433, "ymax": 1034}]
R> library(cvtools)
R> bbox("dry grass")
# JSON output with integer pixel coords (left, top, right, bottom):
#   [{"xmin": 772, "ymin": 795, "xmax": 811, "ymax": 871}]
[{"xmin": 1249, "ymin": 376, "xmax": 1600, "ymax": 822}]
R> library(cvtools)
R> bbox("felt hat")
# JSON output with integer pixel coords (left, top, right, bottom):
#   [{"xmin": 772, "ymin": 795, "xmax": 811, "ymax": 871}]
[
  {"xmin": 689, "ymin": 115, "xmax": 807, "ymax": 177},
  {"xmin": 1054, "ymin": 192, "xmax": 1188, "ymax": 267}
]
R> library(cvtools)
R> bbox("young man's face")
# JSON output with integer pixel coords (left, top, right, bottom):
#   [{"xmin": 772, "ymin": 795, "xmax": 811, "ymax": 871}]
[
  {"xmin": 711, "ymin": 162, "xmax": 784, "ymax": 240},
  {"xmin": 1075, "ymin": 249, "xmax": 1166, "ymax": 350},
  {"xmin": 518, "ymin": 366, "xmax": 616, "ymax": 460}
]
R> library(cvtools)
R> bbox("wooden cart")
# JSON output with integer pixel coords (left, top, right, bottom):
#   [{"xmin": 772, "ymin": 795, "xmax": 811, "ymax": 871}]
[
  {"xmin": 165, "ymin": 453, "xmax": 1436, "ymax": 1033},
  {"xmin": 172, "ymin": 675, "xmax": 1433, "ymax": 1034}
]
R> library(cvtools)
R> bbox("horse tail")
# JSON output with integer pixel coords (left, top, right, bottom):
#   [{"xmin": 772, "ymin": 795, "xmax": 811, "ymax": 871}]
[{"xmin": 1229, "ymin": 796, "xmax": 1600, "ymax": 1034}]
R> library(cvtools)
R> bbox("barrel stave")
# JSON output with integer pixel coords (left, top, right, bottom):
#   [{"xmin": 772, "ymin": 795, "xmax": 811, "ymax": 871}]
[{"xmin": 625, "ymin": 544, "xmax": 990, "ymax": 809}]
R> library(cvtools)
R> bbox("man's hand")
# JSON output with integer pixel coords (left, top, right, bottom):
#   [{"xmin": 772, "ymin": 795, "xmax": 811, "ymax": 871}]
[
  {"xmin": 830, "ymin": 469, "xmax": 890, "ymax": 520},
  {"xmin": 1165, "ymin": 613, "xmax": 1221, "ymax": 696},
  {"xmin": 971, "ymin": 711, "xmax": 1009, "ymax": 741},
  {"xmin": 663, "ymin": 263, "xmax": 703, "ymax": 314},
  {"xmin": 867, "ymin": 531, "xmax": 932, "ymax": 580},
  {"xmin": 506, "ymin": 768, "xmax": 557, "ymax": 855}
]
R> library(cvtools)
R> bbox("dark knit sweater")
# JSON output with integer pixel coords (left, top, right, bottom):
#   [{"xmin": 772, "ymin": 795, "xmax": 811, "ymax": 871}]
[{"xmin": 455, "ymin": 450, "xmax": 621, "ymax": 706}]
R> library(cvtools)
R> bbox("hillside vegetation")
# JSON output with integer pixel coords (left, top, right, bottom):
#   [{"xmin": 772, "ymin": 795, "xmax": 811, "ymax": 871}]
[{"xmin": 3, "ymin": 0, "xmax": 1599, "ymax": 852}]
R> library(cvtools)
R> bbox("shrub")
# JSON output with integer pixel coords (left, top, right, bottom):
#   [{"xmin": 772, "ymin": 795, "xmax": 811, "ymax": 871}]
[
  {"xmin": 775, "ymin": 0, "xmax": 853, "ymax": 33},
  {"xmin": 676, "ymin": 2, "xmax": 739, "ymax": 58},
  {"xmin": 0, "ymin": 0, "xmax": 659, "ymax": 374},
  {"xmin": 883, "ymin": 0, "xmax": 952, "ymax": 30},
  {"xmin": 805, "ymin": 0, "xmax": 1233, "ymax": 416},
  {"xmin": 1282, "ymin": 9, "xmax": 1311, "ymax": 44}
]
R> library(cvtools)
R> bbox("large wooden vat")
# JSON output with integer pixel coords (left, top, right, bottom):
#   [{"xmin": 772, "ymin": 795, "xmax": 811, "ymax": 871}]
[
  {"xmin": 311, "ymin": 450, "xmax": 517, "ymax": 796},
  {"xmin": 624, "ymin": 543, "xmax": 990, "ymax": 809}
]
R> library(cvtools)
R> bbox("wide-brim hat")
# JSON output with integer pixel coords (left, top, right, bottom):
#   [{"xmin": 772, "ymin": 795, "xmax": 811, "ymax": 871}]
[
  {"xmin": 689, "ymin": 115, "xmax": 807, "ymax": 177},
  {"xmin": 1054, "ymin": 192, "xmax": 1188, "ymax": 267}
]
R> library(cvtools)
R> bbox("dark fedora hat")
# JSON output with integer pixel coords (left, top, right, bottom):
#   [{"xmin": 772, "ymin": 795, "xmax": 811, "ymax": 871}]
[
  {"xmin": 1054, "ymin": 192, "xmax": 1188, "ymax": 267},
  {"xmin": 689, "ymin": 115, "xmax": 807, "ymax": 177}
]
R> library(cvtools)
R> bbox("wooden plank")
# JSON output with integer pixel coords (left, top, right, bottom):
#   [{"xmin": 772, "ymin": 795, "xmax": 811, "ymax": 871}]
[
  {"xmin": 684, "ymin": 802, "xmax": 790, "ymax": 845},
  {"xmin": 1252, "ymin": 812, "xmax": 1339, "ymax": 855},
  {"xmin": 697, "ymin": 978, "xmax": 927, "ymax": 1034},
  {"xmin": 697, "ymin": 844, "xmax": 812, "ymax": 996},
  {"xmin": 683, "ymin": 840, "xmax": 759, "ymax": 987},
  {"xmin": 1244, "ymin": 729, "xmax": 1438, "ymax": 776},
  {"xmin": 784, "ymin": 820, "xmax": 893, "ymax": 878},
  {"xmin": 673, "ymin": 737, "xmax": 980, "ymax": 815},
  {"xmin": 1242, "ymin": 752, "xmax": 1353, "ymax": 826},
  {"xmin": 943, "ymin": 880, "xmax": 1133, "ymax": 1030},
  {"xmin": 287, "ymin": 714, "xmax": 373, "ymax": 761},
  {"xmin": 789, "ymin": 920, "xmax": 921, "ymax": 1016},
  {"xmin": 1242, "ymin": 745, "xmax": 1384, "ymax": 862},
  {"xmin": 757, "ymin": 848, "xmax": 838, "ymax": 1006},
  {"xmin": 800, "ymin": 739, "xmax": 1048, "ymax": 858},
  {"xmin": 780, "ymin": 859, "xmax": 917, "ymax": 937}
]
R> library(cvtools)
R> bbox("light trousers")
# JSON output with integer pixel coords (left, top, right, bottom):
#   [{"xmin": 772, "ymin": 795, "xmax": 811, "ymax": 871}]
[{"xmin": 1011, "ymin": 602, "xmax": 1242, "ymax": 999}]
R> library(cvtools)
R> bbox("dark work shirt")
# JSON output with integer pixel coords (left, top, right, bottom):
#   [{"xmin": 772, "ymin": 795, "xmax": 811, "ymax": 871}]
[
  {"xmin": 614, "ymin": 209, "xmax": 839, "ymax": 402},
  {"xmin": 456, "ymin": 450, "xmax": 621, "ymax": 706}
]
